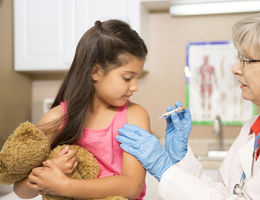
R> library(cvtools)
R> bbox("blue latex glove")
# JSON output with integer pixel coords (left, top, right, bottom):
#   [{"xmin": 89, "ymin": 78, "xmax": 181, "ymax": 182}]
[
  {"xmin": 165, "ymin": 101, "xmax": 192, "ymax": 162},
  {"xmin": 117, "ymin": 124, "xmax": 174, "ymax": 181}
]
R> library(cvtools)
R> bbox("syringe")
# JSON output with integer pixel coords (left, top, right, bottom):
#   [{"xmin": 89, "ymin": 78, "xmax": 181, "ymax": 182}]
[{"xmin": 159, "ymin": 105, "xmax": 186, "ymax": 119}]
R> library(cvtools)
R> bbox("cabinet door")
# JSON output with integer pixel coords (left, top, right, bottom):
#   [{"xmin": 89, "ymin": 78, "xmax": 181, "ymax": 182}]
[
  {"xmin": 75, "ymin": 0, "xmax": 141, "ymax": 41},
  {"xmin": 14, "ymin": 0, "xmax": 77, "ymax": 71},
  {"xmin": 14, "ymin": 0, "xmax": 143, "ymax": 72}
]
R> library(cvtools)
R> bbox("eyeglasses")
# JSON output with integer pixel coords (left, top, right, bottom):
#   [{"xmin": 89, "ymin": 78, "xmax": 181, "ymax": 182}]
[{"xmin": 238, "ymin": 52, "xmax": 260, "ymax": 68}]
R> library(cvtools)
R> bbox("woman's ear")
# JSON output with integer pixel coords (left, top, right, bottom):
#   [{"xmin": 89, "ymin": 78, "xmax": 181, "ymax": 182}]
[{"xmin": 91, "ymin": 65, "xmax": 104, "ymax": 81}]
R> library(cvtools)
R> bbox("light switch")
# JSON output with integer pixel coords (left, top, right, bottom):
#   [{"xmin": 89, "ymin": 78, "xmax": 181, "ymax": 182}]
[{"xmin": 43, "ymin": 98, "xmax": 54, "ymax": 113}]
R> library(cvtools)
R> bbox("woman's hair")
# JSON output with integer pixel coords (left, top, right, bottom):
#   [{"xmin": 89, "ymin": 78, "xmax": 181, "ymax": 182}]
[
  {"xmin": 232, "ymin": 12, "xmax": 260, "ymax": 55},
  {"xmin": 49, "ymin": 19, "xmax": 147, "ymax": 149}
]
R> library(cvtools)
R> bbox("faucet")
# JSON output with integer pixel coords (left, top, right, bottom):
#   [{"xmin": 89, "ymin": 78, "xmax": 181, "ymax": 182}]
[{"xmin": 213, "ymin": 115, "xmax": 223, "ymax": 151}]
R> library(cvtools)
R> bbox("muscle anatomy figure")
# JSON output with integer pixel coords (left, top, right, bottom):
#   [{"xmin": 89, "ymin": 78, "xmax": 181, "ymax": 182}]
[{"xmin": 199, "ymin": 55, "xmax": 218, "ymax": 118}]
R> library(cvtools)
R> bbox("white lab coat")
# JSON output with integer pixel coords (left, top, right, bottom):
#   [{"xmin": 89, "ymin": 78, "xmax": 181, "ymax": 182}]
[{"xmin": 159, "ymin": 115, "xmax": 260, "ymax": 200}]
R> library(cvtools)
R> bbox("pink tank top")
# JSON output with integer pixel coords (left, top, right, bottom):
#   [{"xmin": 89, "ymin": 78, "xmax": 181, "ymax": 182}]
[{"xmin": 60, "ymin": 102, "xmax": 145, "ymax": 200}]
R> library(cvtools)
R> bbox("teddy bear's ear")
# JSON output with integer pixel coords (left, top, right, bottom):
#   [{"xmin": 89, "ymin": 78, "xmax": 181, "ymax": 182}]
[{"xmin": 0, "ymin": 121, "xmax": 51, "ymax": 185}]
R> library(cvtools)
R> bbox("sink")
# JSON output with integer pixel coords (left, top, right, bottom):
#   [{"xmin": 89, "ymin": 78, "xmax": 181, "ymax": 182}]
[
  {"xmin": 197, "ymin": 150, "xmax": 227, "ymax": 161},
  {"xmin": 196, "ymin": 150, "xmax": 227, "ymax": 170},
  {"xmin": 207, "ymin": 150, "xmax": 227, "ymax": 159},
  {"xmin": 188, "ymin": 138, "xmax": 234, "ymax": 169}
]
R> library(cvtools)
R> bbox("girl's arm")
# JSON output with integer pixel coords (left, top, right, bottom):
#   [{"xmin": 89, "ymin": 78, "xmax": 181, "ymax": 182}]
[
  {"xmin": 14, "ymin": 105, "xmax": 77, "ymax": 198},
  {"xmin": 26, "ymin": 103, "xmax": 150, "ymax": 199}
]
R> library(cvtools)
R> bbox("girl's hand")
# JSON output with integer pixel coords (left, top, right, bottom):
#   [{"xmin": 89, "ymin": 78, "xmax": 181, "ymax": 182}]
[
  {"xmin": 27, "ymin": 160, "xmax": 69, "ymax": 196},
  {"xmin": 51, "ymin": 145, "xmax": 78, "ymax": 176}
]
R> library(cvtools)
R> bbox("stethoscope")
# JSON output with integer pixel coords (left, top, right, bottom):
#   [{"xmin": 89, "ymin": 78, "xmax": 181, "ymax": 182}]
[{"xmin": 233, "ymin": 133, "xmax": 260, "ymax": 197}]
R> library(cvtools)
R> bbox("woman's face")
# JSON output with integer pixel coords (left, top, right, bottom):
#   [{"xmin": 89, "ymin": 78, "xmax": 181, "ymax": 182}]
[{"xmin": 232, "ymin": 43, "xmax": 260, "ymax": 106}]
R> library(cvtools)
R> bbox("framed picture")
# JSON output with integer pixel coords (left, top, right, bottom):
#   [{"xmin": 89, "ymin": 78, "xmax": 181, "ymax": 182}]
[{"xmin": 185, "ymin": 41, "xmax": 256, "ymax": 125}]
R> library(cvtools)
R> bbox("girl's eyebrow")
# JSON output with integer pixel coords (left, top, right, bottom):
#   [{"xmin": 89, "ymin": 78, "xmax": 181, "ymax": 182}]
[{"xmin": 123, "ymin": 71, "xmax": 136, "ymax": 75}]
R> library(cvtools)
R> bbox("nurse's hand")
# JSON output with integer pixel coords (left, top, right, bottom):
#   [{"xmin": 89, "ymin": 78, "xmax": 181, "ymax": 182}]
[
  {"xmin": 117, "ymin": 124, "xmax": 174, "ymax": 181},
  {"xmin": 165, "ymin": 102, "xmax": 192, "ymax": 162}
]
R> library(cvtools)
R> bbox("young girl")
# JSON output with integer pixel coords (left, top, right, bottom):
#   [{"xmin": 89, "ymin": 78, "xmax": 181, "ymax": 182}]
[{"xmin": 14, "ymin": 19, "xmax": 150, "ymax": 200}]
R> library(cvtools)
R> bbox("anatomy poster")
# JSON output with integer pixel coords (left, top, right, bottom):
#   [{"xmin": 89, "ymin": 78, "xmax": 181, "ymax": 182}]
[{"xmin": 186, "ymin": 41, "xmax": 255, "ymax": 125}]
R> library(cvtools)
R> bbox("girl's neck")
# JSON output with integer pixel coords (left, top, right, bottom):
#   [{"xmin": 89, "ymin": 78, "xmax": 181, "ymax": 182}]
[
  {"xmin": 90, "ymin": 98, "xmax": 116, "ymax": 114},
  {"xmin": 84, "ymin": 99, "xmax": 118, "ymax": 129}
]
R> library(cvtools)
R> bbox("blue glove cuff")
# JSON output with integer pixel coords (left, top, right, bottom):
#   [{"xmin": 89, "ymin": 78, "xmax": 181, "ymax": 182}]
[{"xmin": 150, "ymin": 151, "xmax": 176, "ymax": 182}]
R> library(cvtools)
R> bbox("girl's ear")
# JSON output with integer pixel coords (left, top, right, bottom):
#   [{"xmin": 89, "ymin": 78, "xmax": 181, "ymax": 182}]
[{"xmin": 91, "ymin": 65, "xmax": 104, "ymax": 81}]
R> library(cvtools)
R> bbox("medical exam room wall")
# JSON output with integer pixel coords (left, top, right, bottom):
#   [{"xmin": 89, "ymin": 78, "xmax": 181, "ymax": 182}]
[
  {"xmin": 0, "ymin": 0, "xmax": 31, "ymax": 148},
  {"xmin": 32, "ymin": 11, "xmax": 257, "ymax": 141},
  {"xmin": 132, "ymin": 12, "xmax": 257, "ymax": 141}
]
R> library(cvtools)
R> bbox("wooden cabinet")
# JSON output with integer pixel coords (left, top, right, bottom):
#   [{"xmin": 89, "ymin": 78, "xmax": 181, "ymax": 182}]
[{"xmin": 13, "ymin": 0, "xmax": 145, "ymax": 72}]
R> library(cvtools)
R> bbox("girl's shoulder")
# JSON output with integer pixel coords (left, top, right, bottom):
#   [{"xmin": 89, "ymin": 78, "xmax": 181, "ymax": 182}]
[
  {"xmin": 38, "ymin": 105, "xmax": 63, "ymax": 126},
  {"xmin": 126, "ymin": 102, "xmax": 148, "ymax": 116},
  {"xmin": 126, "ymin": 102, "xmax": 150, "ymax": 131},
  {"xmin": 37, "ymin": 105, "xmax": 63, "ymax": 140}
]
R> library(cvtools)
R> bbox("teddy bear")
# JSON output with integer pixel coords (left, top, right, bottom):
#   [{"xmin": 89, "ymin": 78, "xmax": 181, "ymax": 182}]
[{"xmin": 0, "ymin": 121, "xmax": 127, "ymax": 200}]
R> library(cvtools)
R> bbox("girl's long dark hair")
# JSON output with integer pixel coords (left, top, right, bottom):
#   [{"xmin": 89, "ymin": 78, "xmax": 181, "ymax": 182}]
[{"xmin": 50, "ymin": 19, "xmax": 147, "ymax": 149}]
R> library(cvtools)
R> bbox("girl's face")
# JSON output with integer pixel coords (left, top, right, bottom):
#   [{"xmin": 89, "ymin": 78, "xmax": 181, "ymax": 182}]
[
  {"xmin": 232, "ymin": 44, "xmax": 260, "ymax": 106},
  {"xmin": 93, "ymin": 55, "xmax": 145, "ymax": 107}
]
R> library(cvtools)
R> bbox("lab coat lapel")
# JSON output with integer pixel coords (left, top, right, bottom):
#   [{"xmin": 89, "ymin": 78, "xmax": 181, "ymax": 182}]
[
  {"xmin": 239, "ymin": 135, "xmax": 254, "ymax": 179},
  {"xmin": 255, "ymin": 155, "xmax": 260, "ymax": 172},
  {"xmin": 253, "ymin": 148, "xmax": 260, "ymax": 175}
]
